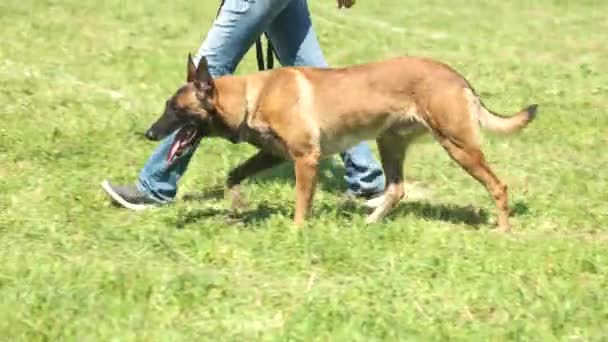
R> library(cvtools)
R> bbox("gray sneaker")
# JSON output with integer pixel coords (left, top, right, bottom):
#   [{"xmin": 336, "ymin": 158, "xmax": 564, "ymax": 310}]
[
  {"xmin": 346, "ymin": 181, "xmax": 433, "ymax": 209},
  {"xmin": 101, "ymin": 180, "xmax": 159, "ymax": 210},
  {"xmin": 362, "ymin": 192, "xmax": 386, "ymax": 208},
  {"xmin": 344, "ymin": 190, "xmax": 386, "ymax": 209}
]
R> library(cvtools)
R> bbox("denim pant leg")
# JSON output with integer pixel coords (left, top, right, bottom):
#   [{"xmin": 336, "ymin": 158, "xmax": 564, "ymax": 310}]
[
  {"xmin": 340, "ymin": 143, "xmax": 385, "ymax": 196},
  {"xmin": 266, "ymin": 0, "xmax": 385, "ymax": 196},
  {"xmin": 137, "ymin": 0, "xmax": 292, "ymax": 202}
]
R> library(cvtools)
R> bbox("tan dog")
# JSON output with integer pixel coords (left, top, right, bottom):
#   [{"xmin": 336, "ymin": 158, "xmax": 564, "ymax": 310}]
[{"xmin": 145, "ymin": 54, "xmax": 537, "ymax": 231}]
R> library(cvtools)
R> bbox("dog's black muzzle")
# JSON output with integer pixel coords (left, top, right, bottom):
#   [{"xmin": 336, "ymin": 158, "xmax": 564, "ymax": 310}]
[{"xmin": 144, "ymin": 111, "xmax": 183, "ymax": 141}]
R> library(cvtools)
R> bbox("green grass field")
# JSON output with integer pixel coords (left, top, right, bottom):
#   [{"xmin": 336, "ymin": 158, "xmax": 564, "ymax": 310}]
[{"xmin": 1, "ymin": 0, "xmax": 607, "ymax": 340}]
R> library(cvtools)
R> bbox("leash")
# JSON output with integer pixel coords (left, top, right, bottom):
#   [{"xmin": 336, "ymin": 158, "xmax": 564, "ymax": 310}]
[
  {"xmin": 217, "ymin": 0, "xmax": 275, "ymax": 71},
  {"xmin": 255, "ymin": 34, "xmax": 275, "ymax": 70}
]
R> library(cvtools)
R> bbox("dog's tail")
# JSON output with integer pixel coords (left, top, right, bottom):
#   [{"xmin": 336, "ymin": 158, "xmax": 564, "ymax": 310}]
[{"xmin": 477, "ymin": 100, "xmax": 538, "ymax": 134}]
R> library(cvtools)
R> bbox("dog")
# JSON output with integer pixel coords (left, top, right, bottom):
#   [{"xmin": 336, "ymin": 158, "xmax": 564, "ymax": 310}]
[{"xmin": 144, "ymin": 54, "xmax": 537, "ymax": 231}]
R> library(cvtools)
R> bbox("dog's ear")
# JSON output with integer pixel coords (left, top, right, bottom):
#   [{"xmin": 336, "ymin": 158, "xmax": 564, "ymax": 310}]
[
  {"xmin": 194, "ymin": 56, "xmax": 214, "ymax": 91},
  {"xmin": 187, "ymin": 53, "xmax": 197, "ymax": 83}
]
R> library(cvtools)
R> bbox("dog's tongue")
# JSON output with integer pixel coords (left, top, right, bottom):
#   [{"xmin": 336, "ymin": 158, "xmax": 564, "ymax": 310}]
[{"xmin": 166, "ymin": 127, "xmax": 200, "ymax": 162}]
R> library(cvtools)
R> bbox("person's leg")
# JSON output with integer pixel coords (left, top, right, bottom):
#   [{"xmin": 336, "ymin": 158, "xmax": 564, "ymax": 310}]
[
  {"xmin": 266, "ymin": 0, "xmax": 385, "ymax": 198},
  {"xmin": 103, "ymin": 0, "xmax": 293, "ymax": 207},
  {"xmin": 341, "ymin": 143, "xmax": 385, "ymax": 198},
  {"xmin": 192, "ymin": 0, "xmax": 293, "ymax": 73}
]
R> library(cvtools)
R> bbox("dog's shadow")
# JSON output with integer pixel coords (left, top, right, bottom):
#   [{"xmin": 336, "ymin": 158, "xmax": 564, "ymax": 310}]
[
  {"xmin": 178, "ymin": 159, "xmax": 530, "ymax": 229},
  {"xmin": 175, "ymin": 194, "xmax": 529, "ymax": 230},
  {"xmin": 390, "ymin": 200, "xmax": 528, "ymax": 227},
  {"xmin": 390, "ymin": 202, "xmax": 489, "ymax": 227}
]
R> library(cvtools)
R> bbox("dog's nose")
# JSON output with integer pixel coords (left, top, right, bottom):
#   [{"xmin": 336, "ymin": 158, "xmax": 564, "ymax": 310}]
[{"xmin": 144, "ymin": 129, "xmax": 157, "ymax": 141}]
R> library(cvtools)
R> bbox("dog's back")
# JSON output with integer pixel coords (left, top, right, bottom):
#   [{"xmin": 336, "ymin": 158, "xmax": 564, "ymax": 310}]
[{"xmin": 245, "ymin": 57, "xmax": 484, "ymax": 156}]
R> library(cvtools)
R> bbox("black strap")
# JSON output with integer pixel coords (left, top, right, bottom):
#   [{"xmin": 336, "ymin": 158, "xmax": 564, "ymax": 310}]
[
  {"xmin": 266, "ymin": 35, "xmax": 274, "ymax": 69},
  {"xmin": 217, "ymin": 0, "xmax": 274, "ymax": 71}
]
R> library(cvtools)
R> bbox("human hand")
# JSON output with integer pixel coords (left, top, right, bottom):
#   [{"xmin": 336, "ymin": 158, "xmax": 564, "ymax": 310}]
[{"xmin": 337, "ymin": 0, "xmax": 355, "ymax": 9}]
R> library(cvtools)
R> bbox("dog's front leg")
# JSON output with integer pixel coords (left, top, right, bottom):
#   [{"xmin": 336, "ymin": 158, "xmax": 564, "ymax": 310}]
[
  {"xmin": 294, "ymin": 154, "xmax": 320, "ymax": 225},
  {"xmin": 226, "ymin": 150, "xmax": 285, "ymax": 209}
]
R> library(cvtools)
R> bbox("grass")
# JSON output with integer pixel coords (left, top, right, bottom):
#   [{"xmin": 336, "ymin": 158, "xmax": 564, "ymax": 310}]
[{"xmin": 1, "ymin": 0, "xmax": 607, "ymax": 340}]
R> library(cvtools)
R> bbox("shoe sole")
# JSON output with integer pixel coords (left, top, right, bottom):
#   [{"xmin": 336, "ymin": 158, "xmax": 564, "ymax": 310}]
[
  {"xmin": 100, "ymin": 180, "xmax": 152, "ymax": 211},
  {"xmin": 362, "ymin": 182, "xmax": 433, "ymax": 209},
  {"xmin": 363, "ymin": 194, "xmax": 385, "ymax": 208}
]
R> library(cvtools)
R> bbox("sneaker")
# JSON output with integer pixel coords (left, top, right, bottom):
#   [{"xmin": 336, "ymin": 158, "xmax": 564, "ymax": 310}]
[
  {"xmin": 101, "ymin": 180, "xmax": 159, "ymax": 211},
  {"xmin": 362, "ymin": 192, "xmax": 386, "ymax": 208},
  {"xmin": 344, "ymin": 190, "xmax": 386, "ymax": 209},
  {"xmin": 360, "ymin": 181, "xmax": 433, "ymax": 208}
]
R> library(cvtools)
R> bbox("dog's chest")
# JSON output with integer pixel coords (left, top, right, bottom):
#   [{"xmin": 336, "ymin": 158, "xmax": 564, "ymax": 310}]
[{"xmin": 239, "ymin": 124, "xmax": 288, "ymax": 157}]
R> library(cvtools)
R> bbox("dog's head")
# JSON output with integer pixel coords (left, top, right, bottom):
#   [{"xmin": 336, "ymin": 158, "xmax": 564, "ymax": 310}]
[{"xmin": 144, "ymin": 54, "xmax": 218, "ymax": 141}]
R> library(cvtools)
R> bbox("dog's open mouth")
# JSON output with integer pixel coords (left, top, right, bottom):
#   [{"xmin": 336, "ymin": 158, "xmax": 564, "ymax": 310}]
[{"xmin": 167, "ymin": 126, "xmax": 201, "ymax": 162}]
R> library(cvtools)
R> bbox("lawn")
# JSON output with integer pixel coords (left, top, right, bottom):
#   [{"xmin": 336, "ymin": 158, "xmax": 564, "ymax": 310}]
[{"xmin": 0, "ymin": 0, "xmax": 607, "ymax": 340}]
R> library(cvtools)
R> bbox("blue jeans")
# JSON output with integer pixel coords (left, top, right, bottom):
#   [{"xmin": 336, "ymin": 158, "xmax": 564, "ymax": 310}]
[{"xmin": 137, "ymin": 0, "xmax": 385, "ymax": 202}]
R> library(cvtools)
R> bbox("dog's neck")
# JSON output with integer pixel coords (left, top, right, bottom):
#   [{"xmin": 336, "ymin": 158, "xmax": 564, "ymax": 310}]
[{"xmin": 212, "ymin": 76, "xmax": 249, "ymax": 141}]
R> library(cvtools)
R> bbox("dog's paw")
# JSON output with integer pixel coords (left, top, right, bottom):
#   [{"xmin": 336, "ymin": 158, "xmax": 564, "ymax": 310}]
[
  {"xmin": 231, "ymin": 197, "xmax": 250, "ymax": 211},
  {"xmin": 226, "ymin": 185, "xmax": 250, "ymax": 211},
  {"xmin": 365, "ymin": 213, "xmax": 381, "ymax": 225}
]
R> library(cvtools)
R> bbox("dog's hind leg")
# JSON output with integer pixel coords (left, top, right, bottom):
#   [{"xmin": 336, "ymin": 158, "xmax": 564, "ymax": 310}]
[
  {"xmin": 366, "ymin": 132, "xmax": 411, "ymax": 224},
  {"xmin": 424, "ymin": 89, "xmax": 512, "ymax": 231},
  {"xmin": 226, "ymin": 151, "xmax": 285, "ymax": 209},
  {"xmin": 434, "ymin": 131, "xmax": 511, "ymax": 232}
]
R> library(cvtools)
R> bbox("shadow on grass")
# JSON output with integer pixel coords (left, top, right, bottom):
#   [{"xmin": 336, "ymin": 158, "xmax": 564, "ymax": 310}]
[
  {"xmin": 391, "ymin": 202, "xmax": 489, "ymax": 227},
  {"xmin": 181, "ymin": 159, "xmax": 347, "ymax": 203},
  {"xmin": 173, "ymin": 202, "xmax": 291, "ymax": 229},
  {"xmin": 173, "ymin": 200, "xmax": 486, "ymax": 229},
  {"xmin": 510, "ymin": 201, "xmax": 530, "ymax": 216},
  {"xmin": 390, "ymin": 200, "xmax": 528, "ymax": 227},
  {"xmin": 177, "ymin": 154, "xmax": 530, "ymax": 228},
  {"xmin": 173, "ymin": 199, "xmax": 530, "ymax": 230},
  {"xmin": 181, "ymin": 186, "xmax": 225, "ymax": 202},
  {"xmin": 173, "ymin": 200, "xmax": 367, "ymax": 229}
]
